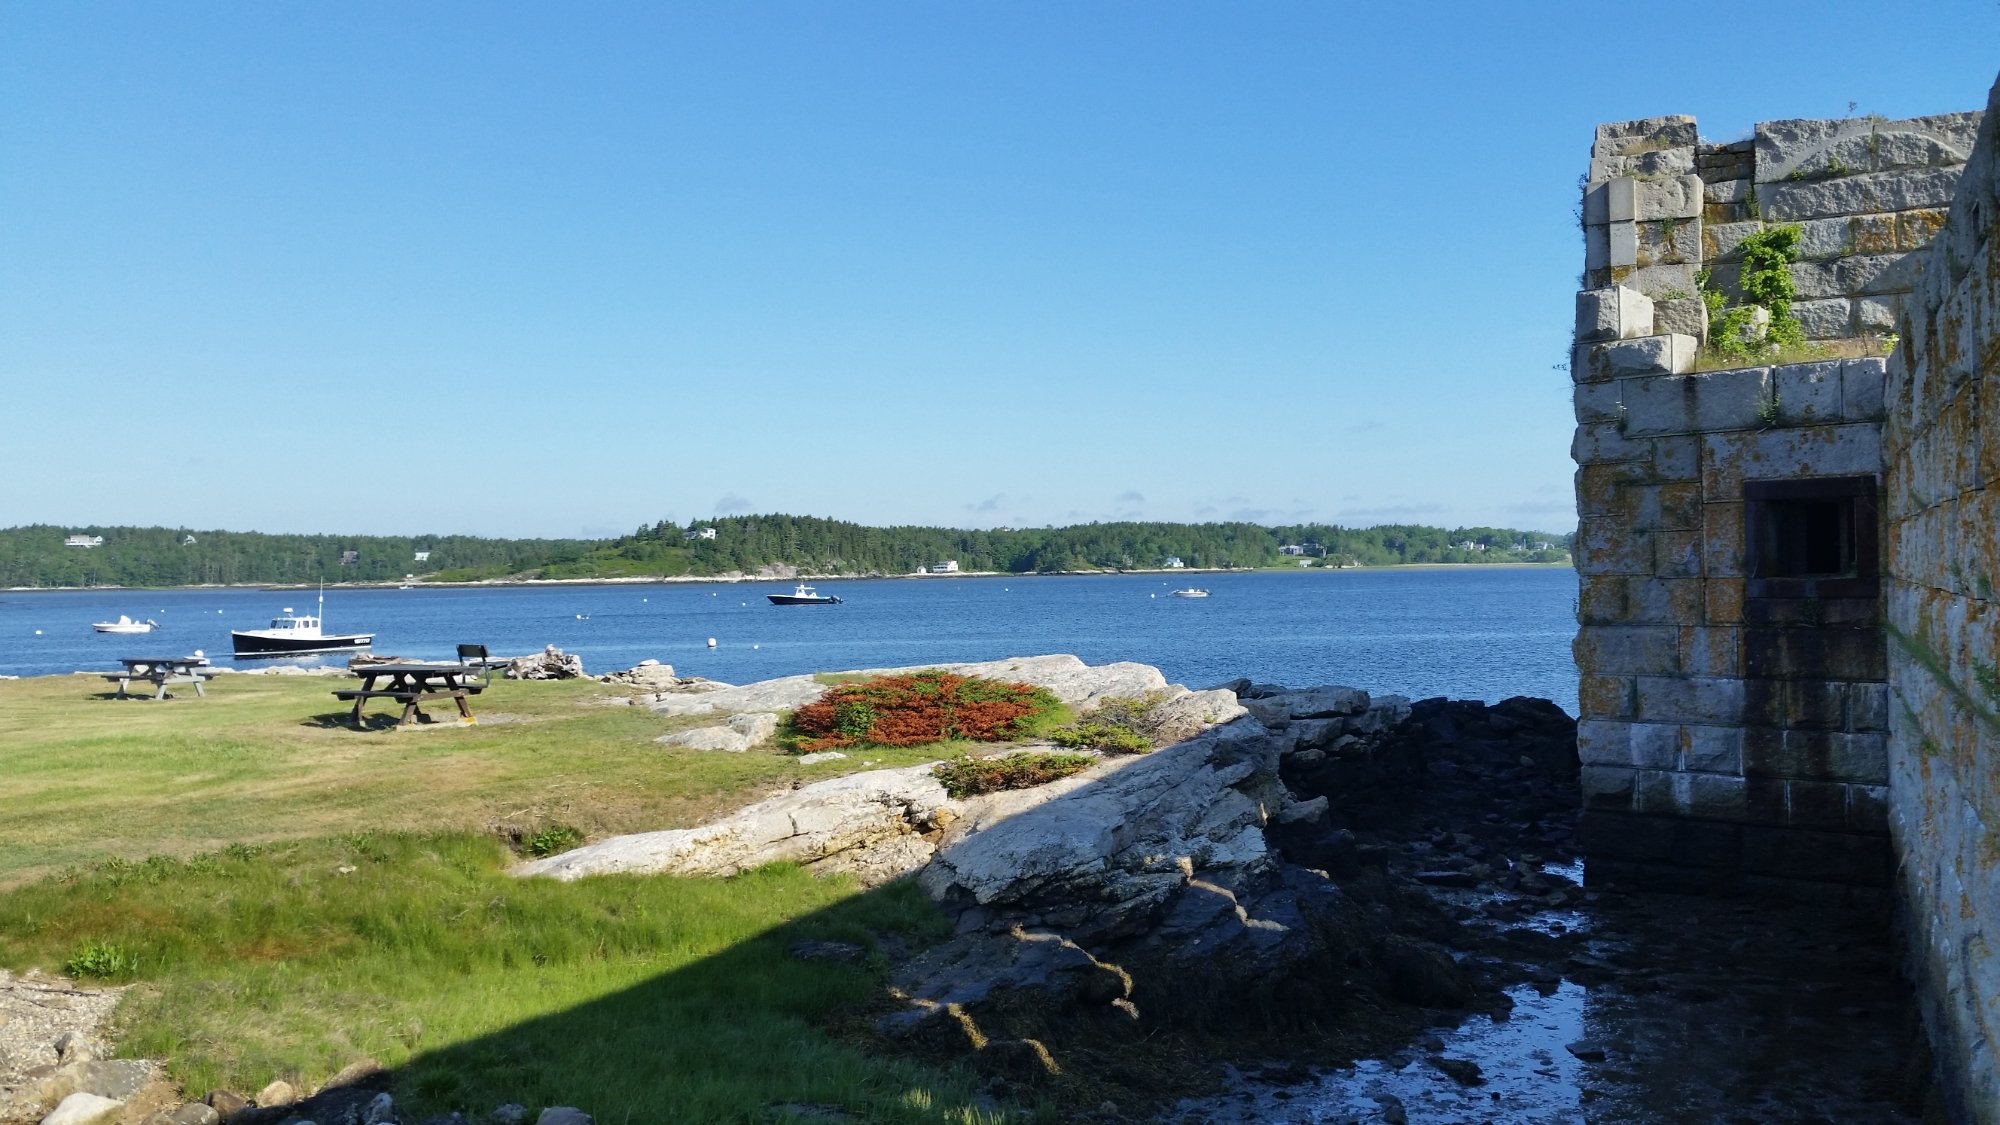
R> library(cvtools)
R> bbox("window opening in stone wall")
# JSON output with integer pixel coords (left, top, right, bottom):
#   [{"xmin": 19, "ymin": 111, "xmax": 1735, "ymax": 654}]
[{"xmin": 1744, "ymin": 477, "xmax": 1879, "ymax": 599}]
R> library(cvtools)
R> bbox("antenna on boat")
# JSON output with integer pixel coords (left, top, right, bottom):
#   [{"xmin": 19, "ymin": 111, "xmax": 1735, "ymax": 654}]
[{"xmin": 318, "ymin": 582, "xmax": 325, "ymax": 625}]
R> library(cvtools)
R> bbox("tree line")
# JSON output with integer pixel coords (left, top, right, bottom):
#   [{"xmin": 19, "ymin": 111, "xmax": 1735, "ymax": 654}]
[{"xmin": 0, "ymin": 517, "xmax": 1572, "ymax": 588}]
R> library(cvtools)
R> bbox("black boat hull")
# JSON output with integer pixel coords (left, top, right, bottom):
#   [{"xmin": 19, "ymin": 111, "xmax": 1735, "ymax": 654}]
[
  {"xmin": 766, "ymin": 595, "xmax": 841, "ymax": 605},
  {"xmin": 231, "ymin": 632, "xmax": 375, "ymax": 658}
]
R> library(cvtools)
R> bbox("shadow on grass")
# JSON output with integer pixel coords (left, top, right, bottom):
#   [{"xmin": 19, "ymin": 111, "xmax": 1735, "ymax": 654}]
[
  {"xmin": 375, "ymin": 880, "xmax": 997, "ymax": 1125},
  {"xmin": 299, "ymin": 710, "xmax": 460, "ymax": 731}
]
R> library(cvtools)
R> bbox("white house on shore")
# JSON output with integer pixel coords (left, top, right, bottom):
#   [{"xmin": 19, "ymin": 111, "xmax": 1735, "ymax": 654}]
[
  {"xmin": 684, "ymin": 527, "xmax": 717, "ymax": 541},
  {"xmin": 64, "ymin": 535, "xmax": 103, "ymax": 548},
  {"xmin": 931, "ymin": 560, "xmax": 960, "ymax": 573}
]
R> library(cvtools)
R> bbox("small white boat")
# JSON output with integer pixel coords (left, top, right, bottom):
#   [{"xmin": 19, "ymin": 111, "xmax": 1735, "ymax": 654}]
[
  {"xmin": 1169, "ymin": 588, "xmax": 1210, "ymax": 599},
  {"xmin": 768, "ymin": 582, "xmax": 841, "ymax": 606},
  {"xmin": 93, "ymin": 615, "xmax": 159, "ymax": 634}
]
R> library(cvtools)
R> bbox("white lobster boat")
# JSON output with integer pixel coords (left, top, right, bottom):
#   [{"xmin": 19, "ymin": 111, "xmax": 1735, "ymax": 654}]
[{"xmin": 231, "ymin": 591, "xmax": 373, "ymax": 657}]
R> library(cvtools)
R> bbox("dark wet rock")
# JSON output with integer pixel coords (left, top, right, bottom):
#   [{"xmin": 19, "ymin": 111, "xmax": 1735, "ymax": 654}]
[
  {"xmin": 1415, "ymin": 869, "xmax": 1477, "ymax": 888},
  {"xmin": 1378, "ymin": 935, "xmax": 1472, "ymax": 1008},
  {"xmin": 1567, "ymin": 1039, "xmax": 1608, "ymax": 1061},
  {"xmin": 1429, "ymin": 1056, "xmax": 1483, "ymax": 1085}
]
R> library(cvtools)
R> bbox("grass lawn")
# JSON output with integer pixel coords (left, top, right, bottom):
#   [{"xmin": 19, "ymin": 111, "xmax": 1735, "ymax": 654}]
[
  {"xmin": 0, "ymin": 672, "xmax": 1022, "ymax": 1121},
  {"xmin": 0, "ymin": 673, "xmax": 955, "ymax": 887}
]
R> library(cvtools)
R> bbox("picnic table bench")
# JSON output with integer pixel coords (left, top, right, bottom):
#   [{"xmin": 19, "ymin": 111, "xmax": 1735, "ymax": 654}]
[
  {"xmin": 334, "ymin": 662, "xmax": 487, "ymax": 727},
  {"xmin": 103, "ymin": 656, "xmax": 216, "ymax": 699}
]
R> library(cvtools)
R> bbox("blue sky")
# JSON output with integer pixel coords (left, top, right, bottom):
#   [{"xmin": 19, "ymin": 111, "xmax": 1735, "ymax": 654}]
[{"xmin": 3, "ymin": 2, "xmax": 1994, "ymax": 539}]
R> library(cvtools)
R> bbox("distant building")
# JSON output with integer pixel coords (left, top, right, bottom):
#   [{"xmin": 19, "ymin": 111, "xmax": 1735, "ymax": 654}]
[
  {"xmin": 1279, "ymin": 545, "xmax": 1307, "ymax": 556},
  {"xmin": 413, "ymin": 550, "xmax": 431, "ymax": 562},
  {"xmin": 684, "ymin": 527, "xmax": 718, "ymax": 541},
  {"xmin": 931, "ymin": 560, "xmax": 960, "ymax": 573},
  {"xmin": 339, "ymin": 550, "xmax": 360, "ymax": 566},
  {"xmin": 1297, "ymin": 559, "xmax": 1314, "ymax": 567},
  {"xmin": 181, "ymin": 534, "xmax": 197, "ymax": 545},
  {"xmin": 63, "ymin": 535, "xmax": 103, "ymax": 548},
  {"xmin": 1163, "ymin": 556, "xmax": 1185, "ymax": 569}
]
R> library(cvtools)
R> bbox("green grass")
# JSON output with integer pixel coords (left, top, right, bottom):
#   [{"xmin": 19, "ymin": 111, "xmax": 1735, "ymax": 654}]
[
  {"xmin": 0, "ymin": 674, "xmax": 953, "ymax": 886},
  {"xmin": 0, "ymin": 672, "xmax": 1040, "ymax": 1120},
  {"xmin": 0, "ymin": 834, "xmax": 1002, "ymax": 1122}
]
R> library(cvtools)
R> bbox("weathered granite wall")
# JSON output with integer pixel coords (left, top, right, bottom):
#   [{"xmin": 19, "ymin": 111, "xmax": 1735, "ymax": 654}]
[
  {"xmin": 1570, "ymin": 107, "xmax": 1979, "ymax": 900},
  {"xmin": 1881, "ymin": 76, "xmax": 2000, "ymax": 1125},
  {"xmin": 1584, "ymin": 111, "xmax": 1980, "ymax": 347}
]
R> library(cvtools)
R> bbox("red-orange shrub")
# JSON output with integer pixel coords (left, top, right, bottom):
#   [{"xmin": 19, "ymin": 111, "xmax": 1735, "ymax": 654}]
[{"xmin": 791, "ymin": 671, "xmax": 1060, "ymax": 752}]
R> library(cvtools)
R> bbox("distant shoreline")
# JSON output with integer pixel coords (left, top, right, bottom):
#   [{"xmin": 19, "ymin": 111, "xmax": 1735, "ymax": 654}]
[{"xmin": 2, "ymin": 561, "xmax": 1574, "ymax": 594}]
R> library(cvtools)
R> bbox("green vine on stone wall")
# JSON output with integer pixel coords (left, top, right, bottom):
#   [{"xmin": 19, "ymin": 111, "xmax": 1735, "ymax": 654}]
[{"xmin": 1703, "ymin": 224, "xmax": 1807, "ymax": 362}]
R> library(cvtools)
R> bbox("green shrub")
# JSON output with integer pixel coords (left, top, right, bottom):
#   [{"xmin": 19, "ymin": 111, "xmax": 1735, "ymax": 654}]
[
  {"xmin": 524, "ymin": 825, "xmax": 584, "ymax": 857},
  {"xmin": 65, "ymin": 939, "xmax": 139, "ymax": 980},
  {"xmin": 932, "ymin": 753, "xmax": 1094, "ymax": 798},
  {"xmin": 1049, "ymin": 722, "xmax": 1151, "ymax": 755}
]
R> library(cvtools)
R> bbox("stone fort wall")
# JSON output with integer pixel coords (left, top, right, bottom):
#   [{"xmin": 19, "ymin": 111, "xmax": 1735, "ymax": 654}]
[
  {"xmin": 1573, "ymin": 82, "xmax": 1998, "ymax": 1120},
  {"xmin": 1882, "ymin": 75, "xmax": 2000, "ymax": 1124}
]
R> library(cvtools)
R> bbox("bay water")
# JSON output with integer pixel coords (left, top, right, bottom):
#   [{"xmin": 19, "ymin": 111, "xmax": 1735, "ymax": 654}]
[{"xmin": 0, "ymin": 567, "xmax": 1579, "ymax": 712}]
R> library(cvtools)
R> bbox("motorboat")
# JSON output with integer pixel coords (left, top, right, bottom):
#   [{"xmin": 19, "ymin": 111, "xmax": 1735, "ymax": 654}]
[
  {"xmin": 1169, "ymin": 588, "xmax": 1210, "ymax": 598},
  {"xmin": 232, "ymin": 591, "xmax": 373, "ymax": 657},
  {"xmin": 92, "ymin": 615, "xmax": 158, "ymax": 634},
  {"xmin": 767, "ymin": 582, "xmax": 842, "ymax": 605}
]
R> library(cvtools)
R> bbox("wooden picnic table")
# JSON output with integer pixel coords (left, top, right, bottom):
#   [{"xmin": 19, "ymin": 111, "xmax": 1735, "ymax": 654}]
[
  {"xmin": 104, "ymin": 657, "xmax": 215, "ymax": 700},
  {"xmin": 334, "ymin": 663, "xmax": 486, "ymax": 728}
]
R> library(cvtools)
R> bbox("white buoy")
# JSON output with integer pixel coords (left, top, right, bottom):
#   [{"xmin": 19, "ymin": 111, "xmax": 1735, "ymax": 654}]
[
  {"xmin": 752, "ymin": 644, "xmax": 760, "ymax": 650},
  {"xmin": 707, "ymin": 637, "xmax": 717, "ymax": 648},
  {"xmin": 1151, "ymin": 593, "xmax": 1156, "ymax": 598},
  {"xmin": 33, "ymin": 629, "xmax": 41, "ymax": 635}
]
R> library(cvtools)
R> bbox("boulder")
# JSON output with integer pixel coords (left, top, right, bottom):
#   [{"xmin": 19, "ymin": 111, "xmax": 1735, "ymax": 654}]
[
  {"xmin": 1133, "ymin": 687, "xmax": 1247, "ymax": 744},
  {"xmin": 512, "ymin": 765, "xmax": 951, "ymax": 883},
  {"xmin": 40, "ymin": 1092, "xmax": 122, "ymax": 1125},
  {"xmin": 648, "ymin": 676, "xmax": 822, "ymax": 716},
  {"xmin": 255, "ymin": 1079, "xmax": 297, "ymax": 1108},
  {"xmin": 654, "ymin": 712, "xmax": 779, "ymax": 753},
  {"xmin": 646, "ymin": 656, "xmax": 1172, "ymax": 720},
  {"xmin": 535, "ymin": 1110, "xmax": 592, "ymax": 1125},
  {"xmin": 597, "ymin": 660, "xmax": 677, "ymax": 689},
  {"xmin": 506, "ymin": 645, "xmax": 584, "ymax": 681},
  {"xmin": 917, "ymin": 717, "xmax": 1279, "ymax": 914}
]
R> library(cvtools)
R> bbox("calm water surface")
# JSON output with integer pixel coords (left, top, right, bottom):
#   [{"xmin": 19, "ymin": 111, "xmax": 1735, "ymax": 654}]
[{"xmin": 0, "ymin": 568, "xmax": 1579, "ymax": 712}]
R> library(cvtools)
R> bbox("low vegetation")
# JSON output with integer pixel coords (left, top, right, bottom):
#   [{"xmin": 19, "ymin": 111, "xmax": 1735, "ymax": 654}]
[
  {"xmin": 1048, "ymin": 695, "xmax": 1170, "ymax": 754},
  {"xmin": 790, "ymin": 671, "xmax": 1066, "ymax": 752},
  {"xmin": 0, "ymin": 836, "xmax": 999, "ymax": 1121},
  {"xmin": 932, "ymin": 752, "xmax": 1095, "ymax": 798},
  {"xmin": 0, "ymin": 674, "xmax": 1015, "ymax": 1120}
]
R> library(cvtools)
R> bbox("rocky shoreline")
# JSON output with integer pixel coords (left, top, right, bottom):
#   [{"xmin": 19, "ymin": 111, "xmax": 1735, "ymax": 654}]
[{"xmin": 1, "ymin": 655, "xmax": 1927, "ymax": 1123}]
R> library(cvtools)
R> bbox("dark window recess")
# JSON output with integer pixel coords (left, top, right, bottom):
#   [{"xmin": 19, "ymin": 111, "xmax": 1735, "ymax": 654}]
[{"xmin": 1744, "ymin": 477, "xmax": 1879, "ymax": 600}]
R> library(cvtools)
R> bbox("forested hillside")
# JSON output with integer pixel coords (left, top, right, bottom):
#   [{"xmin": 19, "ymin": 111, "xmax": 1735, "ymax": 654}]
[
  {"xmin": 1, "ymin": 518, "xmax": 1571, "ymax": 588},
  {"xmin": 0, "ymin": 525, "xmax": 592, "ymax": 588}
]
